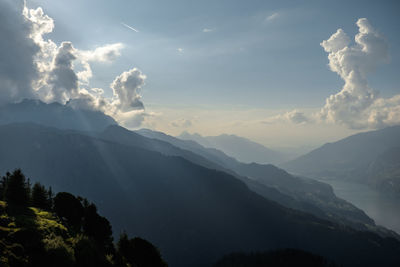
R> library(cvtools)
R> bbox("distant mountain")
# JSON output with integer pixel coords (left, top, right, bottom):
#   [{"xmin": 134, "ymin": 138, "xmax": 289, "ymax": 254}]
[
  {"xmin": 282, "ymin": 126, "xmax": 400, "ymax": 196},
  {"xmin": 137, "ymin": 128, "xmax": 391, "ymax": 235},
  {"xmin": 178, "ymin": 131, "xmax": 287, "ymax": 165},
  {"xmin": 0, "ymin": 99, "xmax": 117, "ymax": 132},
  {"xmin": 1, "ymin": 123, "xmax": 400, "ymax": 267},
  {"xmin": 367, "ymin": 147, "xmax": 400, "ymax": 196}
]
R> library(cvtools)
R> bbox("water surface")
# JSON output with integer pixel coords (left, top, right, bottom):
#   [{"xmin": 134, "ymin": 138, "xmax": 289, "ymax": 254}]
[{"xmin": 317, "ymin": 179, "xmax": 400, "ymax": 234}]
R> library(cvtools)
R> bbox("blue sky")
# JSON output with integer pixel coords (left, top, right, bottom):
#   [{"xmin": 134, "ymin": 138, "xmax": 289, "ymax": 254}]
[{"xmin": 13, "ymin": 0, "xmax": 400, "ymax": 147}]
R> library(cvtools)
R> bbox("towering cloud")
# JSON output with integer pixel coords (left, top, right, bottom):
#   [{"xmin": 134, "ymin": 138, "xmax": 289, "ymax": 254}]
[
  {"xmin": 111, "ymin": 68, "xmax": 146, "ymax": 112},
  {"xmin": 0, "ymin": 0, "xmax": 147, "ymax": 128},
  {"xmin": 46, "ymin": 42, "xmax": 79, "ymax": 103},
  {"xmin": 319, "ymin": 18, "xmax": 400, "ymax": 129},
  {"xmin": 0, "ymin": 0, "xmax": 39, "ymax": 105}
]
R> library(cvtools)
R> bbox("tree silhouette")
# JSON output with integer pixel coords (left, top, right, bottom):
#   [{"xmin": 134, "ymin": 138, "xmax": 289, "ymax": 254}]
[
  {"xmin": 117, "ymin": 232, "xmax": 168, "ymax": 267},
  {"xmin": 4, "ymin": 169, "xmax": 30, "ymax": 206},
  {"xmin": 54, "ymin": 192, "xmax": 84, "ymax": 232},
  {"xmin": 31, "ymin": 182, "xmax": 49, "ymax": 210}
]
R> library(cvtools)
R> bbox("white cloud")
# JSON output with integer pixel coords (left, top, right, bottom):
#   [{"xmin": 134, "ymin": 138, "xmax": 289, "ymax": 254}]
[
  {"xmin": 79, "ymin": 43, "xmax": 124, "ymax": 63},
  {"xmin": 110, "ymin": 68, "xmax": 146, "ymax": 112},
  {"xmin": 0, "ymin": 1, "xmax": 148, "ymax": 128},
  {"xmin": 170, "ymin": 118, "xmax": 192, "ymax": 128},
  {"xmin": 266, "ymin": 12, "xmax": 279, "ymax": 21},
  {"xmin": 319, "ymin": 18, "xmax": 399, "ymax": 129},
  {"xmin": 177, "ymin": 48, "xmax": 184, "ymax": 53},
  {"xmin": 262, "ymin": 109, "xmax": 311, "ymax": 125},
  {"xmin": 202, "ymin": 28, "xmax": 215, "ymax": 33},
  {"xmin": 285, "ymin": 110, "xmax": 310, "ymax": 124}
]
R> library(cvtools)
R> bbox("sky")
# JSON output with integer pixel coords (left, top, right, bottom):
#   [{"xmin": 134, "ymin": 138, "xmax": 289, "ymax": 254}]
[{"xmin": 1, "ymin": 0, "xmax": 400, "ymax": 150}]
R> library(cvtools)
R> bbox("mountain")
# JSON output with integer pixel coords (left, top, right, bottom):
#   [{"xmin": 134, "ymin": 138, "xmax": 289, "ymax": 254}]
[
  {"xmin": 136, "ymin": 128, "xmax": 388, "ymax": 234},
  {"xmin": 178, "ymin": 131, "xmax": 287, "ymax": 165},
  {"xmin": 0, "ymin": 173, "xmax": 167, "ymax": 267},
  {"xmin": 282, "ymin": 126, "xmax": 400, "ymax": 196},
  {"xmin": 214, "ymin": 249, "xmax": 338, "ymax": 267},
  {"xmin": 367, "ymin": 147, "xmax": 400, "ymax": 195},
  {"xmin": 0, "ymin": 99, "xmax": 117, "ymax": 132},
  {"xmin": 1, "ymin": 123, "xmax": 400, "ymax": 266}
]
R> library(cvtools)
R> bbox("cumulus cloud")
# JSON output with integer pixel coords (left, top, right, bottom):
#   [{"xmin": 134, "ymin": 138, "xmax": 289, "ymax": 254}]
[
  {"xmin": 319, "ymin": 18, "xmax": 399, "ymax": 129},
  {"xmin": 262, "ymin": 110, "xmax": 311, "ymax": 125},
  {"xmin": 285, "ymin": 110, "xmax": 310, "ymax": 124},
  {"xmin": 0, "ymin": 0, "xmax": 39, "ymax": 105},
  {"xmin": 0, "ymin": 1, "xmax": 147, "ymax": 128},
  {"xmin": 110, "ymin": 68, "xmax": 145, "ymax": 112},
  {"xmin": 46, "ymin": 42, "xmax": 79, "ymax": 103},
  {"xmin": 79, "ymin": 43, "xmax": 124, "ymax": 63}
]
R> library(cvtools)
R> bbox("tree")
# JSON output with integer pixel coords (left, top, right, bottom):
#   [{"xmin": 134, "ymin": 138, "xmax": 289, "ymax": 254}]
[
  {"xmin": 116, "ymin": 233, "xmax": 168, "ymax": 267},
  {"xmin": 0, "ymin": 172, "xmax": 9, "ymax": 200},
  {"xmin": 82, "ymin": 202, "xmax": 114, "ymax": 254},
  {"xmin": 31, "ymin": 182, "xmax": 49, "ymax": 209},
  {"xmin": 47, "ymin": 186, "xmax": 54, "ymax": 209},
  {"xmin": 54, "ymin": 192, "xmax": 84, "ymax": 232},
  {"xmin": 4, "ymin": 169, "xmax": 30, "ymax": 206}
]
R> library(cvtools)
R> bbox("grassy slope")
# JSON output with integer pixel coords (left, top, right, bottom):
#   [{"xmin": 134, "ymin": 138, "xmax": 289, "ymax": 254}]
[{"xmin": 0, "ymin": 200, "xmax": 69, "ymax": 266}]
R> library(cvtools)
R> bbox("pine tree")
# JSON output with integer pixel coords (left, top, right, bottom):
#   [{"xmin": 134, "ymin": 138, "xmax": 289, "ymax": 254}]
[
  {"xmin": 47, "ymin": 186, "xmax": 54, "ymax": 209},
  {"xmin": 31, "ymin": 182, "xmax": 49, "ymax": 209},
  {"xmin": 4, "ymin": 169, "xmax": 30, "ymax": 206}
]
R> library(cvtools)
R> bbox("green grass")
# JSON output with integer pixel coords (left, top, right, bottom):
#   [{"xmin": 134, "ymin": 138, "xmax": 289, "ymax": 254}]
[{"xmin": 30, "ymin": 207, "xmax": 68, "ymax": 236}]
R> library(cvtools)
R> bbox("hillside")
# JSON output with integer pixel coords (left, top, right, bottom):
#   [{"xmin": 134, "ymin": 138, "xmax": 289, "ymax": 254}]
[
  {"xmin": 0, "ymin": 123, "xmax": 399, "ymax": 266},
  {"xmin": 214, "ymin": 249, "xmax": 338, "ymax": 267},
  {"xmin": 282, "ymin": 126, "xmax": 400, "ymax": 195},
  {"xmin": 135, "ymin": 127, "xmax": 383, "ymax": 234},
  {"xmin": 0, "ymin": 170, "xmax": 167, "ymax": 266}
]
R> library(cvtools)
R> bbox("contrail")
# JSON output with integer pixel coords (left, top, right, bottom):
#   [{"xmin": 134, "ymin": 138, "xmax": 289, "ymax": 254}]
[{"xmin": 121, "ymin": 22, "xmax": 139, "ymax": 32}]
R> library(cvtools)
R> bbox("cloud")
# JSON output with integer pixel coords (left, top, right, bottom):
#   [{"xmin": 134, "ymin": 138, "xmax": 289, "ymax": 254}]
[
  {"xmin": 79, "ymin": 43, "xmax": 124, "ymax": 63},
  {"xmin": 177, "ymin": 48, "xmax": 184, "ymax": 53},
  {"xmin": 202, "ymin": 28, "xmax": 215, "ymax": 33},
  {"xmin": 285, "ymin": 110, "xmax": 310, "ymax": 124},
  {"xmin": 46, "ymin": 42, "xmax": 79, "ymax": 103},
  {"xmin": 110, "ymin": 68, "xmax": 146, "ymax": 112},
  {"xmin": 0, "ymin": 1, "xmax": 149, "ymax": 128},
  {"xmin": 0, "ymin": 0, "xmax": 39, "ymax": 105},
  {"xmin": 266, "ymin": 12, "xmax": 279, "ymax": 21},
  {"xmin": 319, "ymin": 18, "xmax": 399, "ymax": 129},
  {"xmin": 170, "ymin": 119, "xmax": 192, "ymax": 128},
  {"xmin": 262, "ymin": 110, "xmax": 311, "ymax": 125}
]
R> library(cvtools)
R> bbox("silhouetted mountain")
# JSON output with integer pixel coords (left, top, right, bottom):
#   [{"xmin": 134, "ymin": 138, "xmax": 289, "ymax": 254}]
[
  {"xmin": 178, "ymin": 131, "xmax": 287, "ymax": 165},
  {"xmin": 214, "ymin": 249, "xmax": 338, "ymax": 267},
  {"xmin": 0, "ymin": 99, "xmax": 117, "ymax": 132},
  {"xmin": 136, "ymin": 128, "xmax": 386, "ymax": 234},
  {"xmin": 1, "ymin": 123, "xmax": 400, "ymax": 267},
  {"xmin": 282, "ymin": 126, "xmax": 400, "ymax": 196}
]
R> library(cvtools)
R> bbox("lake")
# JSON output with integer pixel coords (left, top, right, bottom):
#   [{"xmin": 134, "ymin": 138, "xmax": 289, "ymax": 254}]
[{"xmin": 317, "ymin": 179, "xmax": 400, "ymax": 234}]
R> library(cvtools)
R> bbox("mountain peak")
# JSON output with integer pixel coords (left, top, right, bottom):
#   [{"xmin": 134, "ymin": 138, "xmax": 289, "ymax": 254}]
[{"xmin": 0, "ymin": 98, "xmax": 117, "ymax": 132}]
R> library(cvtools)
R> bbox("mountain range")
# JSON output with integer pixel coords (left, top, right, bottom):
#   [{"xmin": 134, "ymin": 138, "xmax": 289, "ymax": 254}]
[
  {"xmin": 137, "ymin": 128, "xmax": 389, "ymax": 234},
  {"xmin": 0, "ymin": 101, "xmax": 399, "ymax": 266},
  {"xmin": 283, "ymin": 126, "xmax": 400, "ymax": 196},
  {"xmin": 178, "ymin": 131, "xmax": 288, "ymax": 164}
]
